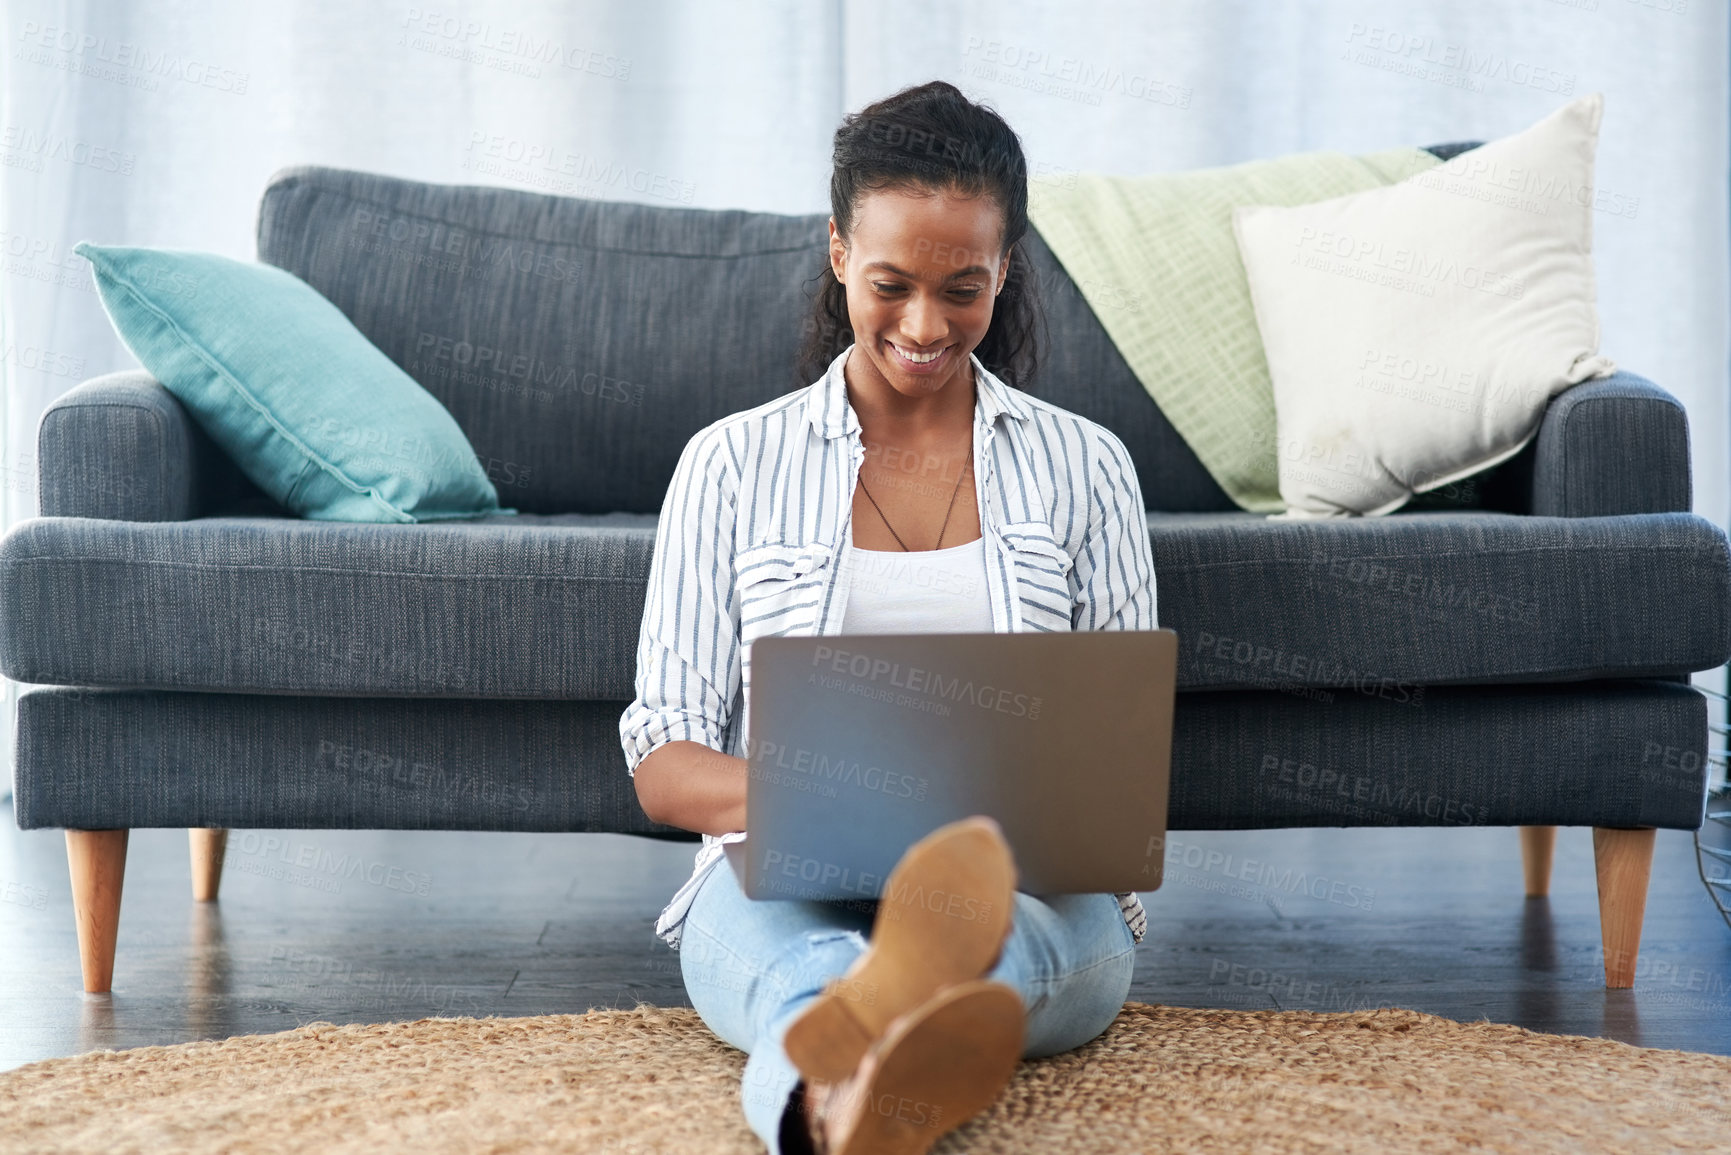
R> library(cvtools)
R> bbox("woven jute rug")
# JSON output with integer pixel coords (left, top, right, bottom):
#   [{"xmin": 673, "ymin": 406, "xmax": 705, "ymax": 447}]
[{"xmin": 2, "ymin": 1002, "xmax": 1727, "ymax": 1153}]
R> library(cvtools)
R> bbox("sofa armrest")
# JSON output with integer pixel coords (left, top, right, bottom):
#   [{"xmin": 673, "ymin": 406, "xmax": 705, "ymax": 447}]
[
  {"xmin": 37, "ymin": 371, "xmax": 202, "ymax": 521},
  {"xmin": 1529, "ymin": 371, "xmax": 1692, "ymax": 517}
]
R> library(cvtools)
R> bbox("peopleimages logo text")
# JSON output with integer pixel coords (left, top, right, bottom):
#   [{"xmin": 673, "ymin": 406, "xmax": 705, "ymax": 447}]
[
  {"xmin": 745, "ymin": 738, "xmax": 929, "ymax": 801},
  {"xmin": 349, "ymin": 207, "xmax": 584, "ymax": 283},
  {"xmin": 16, "ymin": 21, "xmax": 251, "ymax": 93},
  {"xmin": 809, "ymin": 644, "xmax": 1042, "ymax": 718}
]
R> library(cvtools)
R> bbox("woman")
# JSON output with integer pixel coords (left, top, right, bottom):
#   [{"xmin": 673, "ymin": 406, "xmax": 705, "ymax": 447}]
[{"xmin": 620, "ymin": 80, "xmax": 1158, "ymax": 1153}]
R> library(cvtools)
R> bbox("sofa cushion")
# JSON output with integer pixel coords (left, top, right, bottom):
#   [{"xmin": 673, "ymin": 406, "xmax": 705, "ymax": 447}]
[
  {"xmin": 11, "ymin": 678, "xmax": 1710, "ymax": 834},
  {"xmin": 1, "ymin": 512, "xmax": 1725, "ymax": 698},
  {"xmin": 252, "ymin": 153, "xmax": 1478, "ymax": 519},
  {"xmin": 254, "ymin": 167, "xmax": 1233, "ymax": 516},
  {"xmin": 0, "ymin": 511, "xmax": 654, "ymax": 699},
  {"xmin": 1155, "ymin": 510, "xmax": 1730, "ymax": 694},
  {"xmin": 258, "ymin": 167, "xmax": 828, "ymax": 517}
]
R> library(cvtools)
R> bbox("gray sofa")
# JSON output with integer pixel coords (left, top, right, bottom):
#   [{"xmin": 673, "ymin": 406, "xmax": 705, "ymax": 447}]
[{"xmin": 6, "ymin": 158, "xmax": 1728, "ymax": 995}]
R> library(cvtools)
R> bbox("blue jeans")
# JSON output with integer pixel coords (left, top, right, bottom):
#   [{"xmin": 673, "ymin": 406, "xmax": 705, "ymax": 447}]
[{"xmin": 679, "ymin": 859, "xmax": 1137, "ymax": 1152}]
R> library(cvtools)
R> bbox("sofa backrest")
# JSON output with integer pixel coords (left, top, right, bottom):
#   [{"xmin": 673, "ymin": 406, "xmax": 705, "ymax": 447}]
[{"xmin": 255, "ymin": 166, "xmax": 1235, "ymax": 515}]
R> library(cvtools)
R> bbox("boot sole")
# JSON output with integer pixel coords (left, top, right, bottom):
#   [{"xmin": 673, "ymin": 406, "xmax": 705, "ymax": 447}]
[
  {"xmin": 784, "ymin": 815, "xmax": 1016, "ymax": 1084},
  {"xmin": 825, "ymin": 979, "xmax": 1024, "ymax": 1155}
]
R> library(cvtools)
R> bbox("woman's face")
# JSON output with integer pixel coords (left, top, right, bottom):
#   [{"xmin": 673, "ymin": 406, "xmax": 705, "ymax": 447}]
[{"xmin": 829, "ymin": 184, "xmax": 1010, "ymax": 404}]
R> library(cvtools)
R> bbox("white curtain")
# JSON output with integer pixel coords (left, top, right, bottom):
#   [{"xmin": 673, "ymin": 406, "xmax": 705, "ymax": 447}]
[{"xmin": 2, "ymin": 0, "xmax": 1726, "ymax": 790}]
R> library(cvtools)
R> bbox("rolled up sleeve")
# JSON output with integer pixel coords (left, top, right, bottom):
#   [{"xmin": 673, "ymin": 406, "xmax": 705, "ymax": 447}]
[
  {"xmin": 1073, "ymin": 430, "xmax": 1158, "ymax": 632},
  {"xmin": 619, "ymin": 426, "xmax": 740, "ymax": 776}
]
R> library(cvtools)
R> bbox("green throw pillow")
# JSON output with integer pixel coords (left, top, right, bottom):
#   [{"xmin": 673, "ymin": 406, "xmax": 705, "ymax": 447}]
[
  {"xmin": 1027, "ymin": 147, "xmax": 1443, "ymax": 514},
  {"xmin": 76, "ymin": 242, "xmax": 515, "ymax": 523}
]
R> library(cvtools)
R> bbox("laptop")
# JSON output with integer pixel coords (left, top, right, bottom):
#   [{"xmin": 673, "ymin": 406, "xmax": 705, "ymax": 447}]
[{"xmin": 723, "ymin": 629, "xmax": 1177, "ymax": 902}]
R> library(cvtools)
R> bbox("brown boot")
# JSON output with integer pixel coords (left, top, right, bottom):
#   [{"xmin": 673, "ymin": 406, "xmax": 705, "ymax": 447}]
[
  {"xmin": 784, "ymin": 815, "xmax": 1017, "ymax": 1085},
  {"xmin": 812, "ymin": 979, "xmax": 1024, "ymax": 1155}
]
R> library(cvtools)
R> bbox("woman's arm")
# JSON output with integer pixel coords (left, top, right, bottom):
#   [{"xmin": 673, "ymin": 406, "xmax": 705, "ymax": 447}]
[
  {"xmin": 633, "ymin": 740, "xmax": 747, "ymax": 836},
  {"xmin": 1074, "ymin": 429, "xmax": 1158, "ymax": 631},
  {"xmin": 619, "ymin": 423, "xmax": 747, "ymax": 835}
]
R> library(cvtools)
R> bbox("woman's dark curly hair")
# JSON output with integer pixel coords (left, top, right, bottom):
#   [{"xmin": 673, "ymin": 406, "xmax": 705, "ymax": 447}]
[{"xmin": 797, "ymin": 80, "xmax": 1044, "ymax": 391}]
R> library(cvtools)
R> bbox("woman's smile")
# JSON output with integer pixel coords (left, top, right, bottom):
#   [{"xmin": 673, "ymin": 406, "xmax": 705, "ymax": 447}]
[{"xmin": 886, "ymin": 340, "xmax": 954, "ymax": 374}]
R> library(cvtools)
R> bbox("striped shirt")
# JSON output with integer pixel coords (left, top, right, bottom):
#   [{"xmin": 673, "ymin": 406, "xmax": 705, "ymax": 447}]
[{"xmin": 619, "ymin": 346, "xmax": 1158, "ymax": 949}]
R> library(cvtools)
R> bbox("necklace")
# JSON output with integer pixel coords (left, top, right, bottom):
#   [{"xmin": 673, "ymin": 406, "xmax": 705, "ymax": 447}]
[{"xmin": 856, "ymin": 447, "xmax": 970, "ymax": 551}]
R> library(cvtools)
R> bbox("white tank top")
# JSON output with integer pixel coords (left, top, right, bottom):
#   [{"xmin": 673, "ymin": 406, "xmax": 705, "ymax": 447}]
[{"xmin": 839, "ymin": 530, "xmax": 995, "ymax": 634}]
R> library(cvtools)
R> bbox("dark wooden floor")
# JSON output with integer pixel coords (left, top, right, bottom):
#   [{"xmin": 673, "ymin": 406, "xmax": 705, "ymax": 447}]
[{"xmin": 4, "ymin": 798, "xmax": 1731, "ymax": 1072}]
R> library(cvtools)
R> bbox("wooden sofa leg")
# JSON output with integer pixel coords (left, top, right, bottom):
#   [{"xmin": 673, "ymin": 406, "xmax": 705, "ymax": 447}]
[
  {"xmin": 65, "ymin": 830, "xmax": 129, "ymax": 993},
  {"xmin": 189, "ymin": 828, "xmax": 228, "ymax": 902},
  {"xmin": 1593, "ymin": 826, "xmax": 1656, "ymax": 989},
  {"xmin": 1519, "ymin": 826, "xmax": 1557, "ymax": 897}
]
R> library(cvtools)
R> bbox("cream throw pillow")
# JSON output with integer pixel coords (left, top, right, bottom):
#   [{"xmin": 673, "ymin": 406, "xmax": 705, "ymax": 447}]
[{"xmin": 1232, "ymin": 94, "xmax": 1616, "ymax": 519}]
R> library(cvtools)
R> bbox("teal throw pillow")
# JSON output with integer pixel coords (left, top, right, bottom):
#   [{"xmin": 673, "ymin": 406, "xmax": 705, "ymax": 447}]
[{"xmin": 76, "ymin": 242, "xmax": 515, "ymax": 522}]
